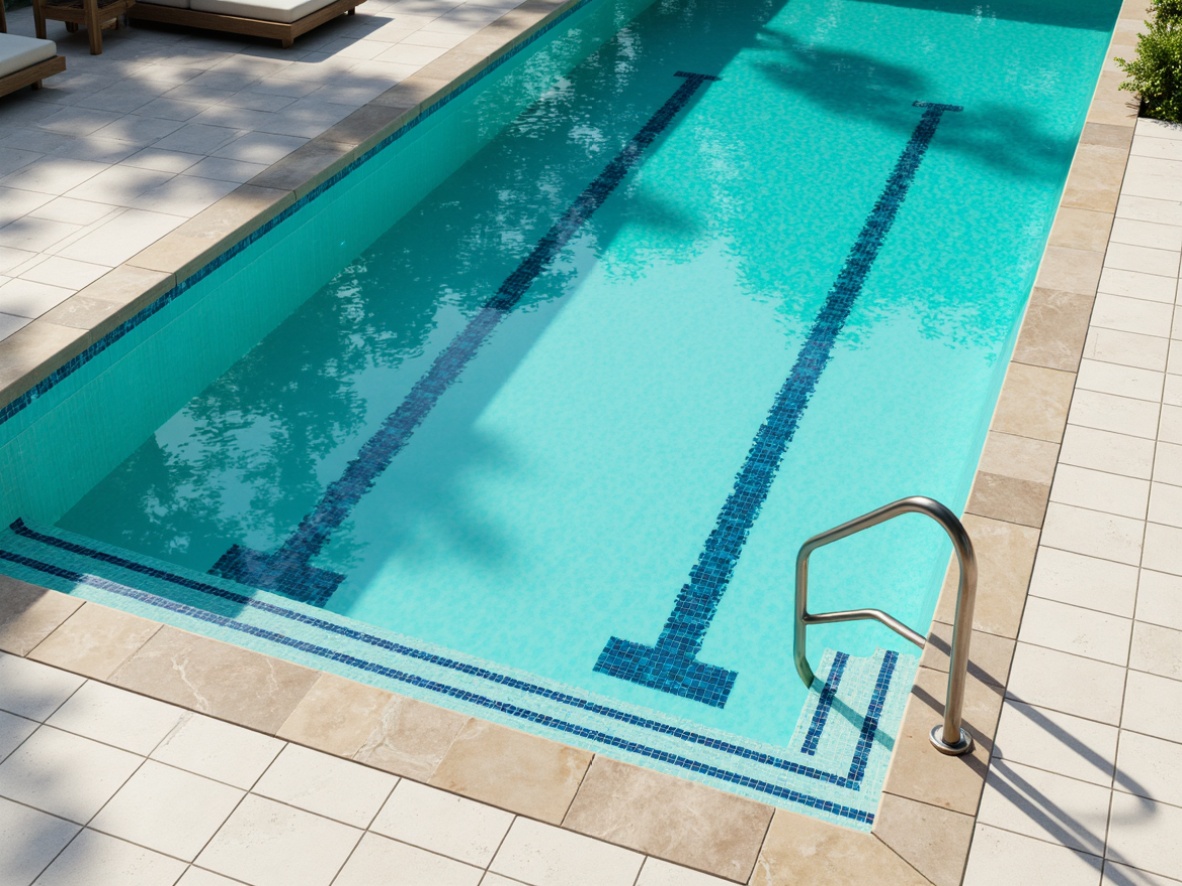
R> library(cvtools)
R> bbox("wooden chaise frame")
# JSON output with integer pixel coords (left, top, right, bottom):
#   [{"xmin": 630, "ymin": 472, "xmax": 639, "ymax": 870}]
[
  {"xmin": 129, "ymin": 0, "xmax": 363, "ymax": 48},
  {"xmin": 0, "ymin": 4, "xmax": 67, "ymax": 97}
]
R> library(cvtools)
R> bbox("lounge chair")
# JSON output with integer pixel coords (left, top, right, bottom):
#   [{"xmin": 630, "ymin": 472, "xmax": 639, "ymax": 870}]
[
  {"xmin": 129, "ymin": 0, "xmax": 366, "ymax": 48},
  {"xmin": 0, "ymin": 5, "xmax": 66, "ymax": 98}
]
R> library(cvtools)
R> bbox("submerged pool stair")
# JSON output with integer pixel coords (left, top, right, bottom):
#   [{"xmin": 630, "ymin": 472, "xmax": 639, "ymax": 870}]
[{"xmin": 0, "ymin": 517, "xmax": 918, "ymax": 828}]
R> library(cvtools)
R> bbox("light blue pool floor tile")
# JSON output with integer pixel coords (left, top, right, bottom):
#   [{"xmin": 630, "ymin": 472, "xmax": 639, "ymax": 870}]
[{"xmin": 0, "ymin": 519, "xmax": 918, "ymax": 829}]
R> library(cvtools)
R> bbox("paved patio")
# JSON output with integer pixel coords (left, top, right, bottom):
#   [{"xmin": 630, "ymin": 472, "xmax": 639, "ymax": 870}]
[{"xmin": 0, "ymin": 0, "xmax": 523, "ymax": 336}]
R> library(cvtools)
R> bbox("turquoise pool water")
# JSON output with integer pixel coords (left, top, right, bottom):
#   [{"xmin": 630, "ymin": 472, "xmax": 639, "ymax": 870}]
[{"xmin": 0, "ymin": 0, "xmax": 1119, "ymax": 824}]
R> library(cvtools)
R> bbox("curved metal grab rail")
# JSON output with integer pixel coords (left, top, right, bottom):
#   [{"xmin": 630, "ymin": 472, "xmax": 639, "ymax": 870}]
[{"xmin": 794, "ymin": 495, "xmax": 977, "ymax": 756}]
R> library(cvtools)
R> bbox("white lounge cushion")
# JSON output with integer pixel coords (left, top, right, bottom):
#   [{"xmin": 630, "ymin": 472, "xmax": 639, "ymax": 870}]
[
  {"xmin": 190, "ymin": 0, "xmax": 335, "ymax": 23},
  {"xmin": 0, "ymin": 33, "xmax": 57, "ymax": 79},
  {"xmin": 139, "ymin": 0, "xmax": 192, "ymax": 10}
]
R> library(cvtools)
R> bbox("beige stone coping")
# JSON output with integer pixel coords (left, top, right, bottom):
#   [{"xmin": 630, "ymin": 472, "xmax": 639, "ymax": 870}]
[{"xmin": 0, "ymin": 0, "xmax": 1152, "ymax": 882}]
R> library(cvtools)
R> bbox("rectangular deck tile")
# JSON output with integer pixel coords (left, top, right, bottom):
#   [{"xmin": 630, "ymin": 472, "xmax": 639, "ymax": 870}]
[
  {"xmin": 0, "ymin": 652, "xmax": 84, "ymax": 721},
  {"xmin": 490, "ymin": 817, "xmax": 643, "ymax": 886},
  {"xmin": 963, "ymin": 823, "xmax": 1102, "ymax": 886},
  {"xmin": 29, "ymin": 602, "xmax": 161, "ymax": 680},
  {"xmin": 0, "ymin": 578, "xmax": 81, "ymax": 657},
  {"xmin": 991, "ymin": 700, "xmax": 1118, "ymax": 787},
  {"xmin": 1016, "ymin": 597, "xmax": 1132, "ymax": 666},
  {"xmin": 750, "ymin": 810, "xmax": 926, "ymax": 886},
  {"xmin": 1104, "ymin": 792, "xmax": 1182, "ymax": 881},
  {"xmin": 46, "ymin": 680, "xmax": 185, "ymax": 755},
  {"xmin": 562, "ymin": 756, "xmax": 773, "ymax": 883},
  {"xmin": 1028, "ymin": 548, "xmax": 1138, "ymax": 617},
  {"xmin": 150, "ymin": 711, "xmax": 283, "ymax": 789},
  {"xmin": 278, "ymin": 671, "xmax": 469, "ymax": 782},
  {"xmin": 109, "ymin": 626, "xmax": 320, "ymax": 734},
  {"xmin": 369, "ymin": 779, "xmax": 513, "ymax": 868},
  {"xmin": 428, "ymin": 718, "xmax": 591, "ymax": 825},
  {"xmin": 1006, "ymin": 643, "xmax": 1126, "ymax": 724}
]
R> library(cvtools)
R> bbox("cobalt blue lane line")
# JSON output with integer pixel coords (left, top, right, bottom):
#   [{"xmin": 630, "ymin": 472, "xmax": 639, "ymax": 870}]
[
  {"xmin": 0, "ymin": 543, "xmax": 893, "ymax": 825},
  {"xmin": 801, "ymin": 650, "xmax": 848, "ymax": 757},
  {"xmin": 211, "ymin": 71, "xmax": 722, "ymax": 606},
  {"xmin": 9, "ymin": 517, "xmax": 886, "ymax": 790},
  {"xmin": 595, "ymin": 101, "xmax": 963, "ymax": 708}
]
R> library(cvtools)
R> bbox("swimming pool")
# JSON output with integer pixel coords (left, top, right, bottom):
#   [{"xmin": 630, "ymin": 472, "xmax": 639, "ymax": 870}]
[{"xmin": 0, "ymin": 0, "xmax": 1119, "ymax": 827}]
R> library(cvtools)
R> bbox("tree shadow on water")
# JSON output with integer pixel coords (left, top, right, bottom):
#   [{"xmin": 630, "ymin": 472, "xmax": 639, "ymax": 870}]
[{"xmin": 753, "ymin": 31, "xmax": 1079, "ymax": 185}]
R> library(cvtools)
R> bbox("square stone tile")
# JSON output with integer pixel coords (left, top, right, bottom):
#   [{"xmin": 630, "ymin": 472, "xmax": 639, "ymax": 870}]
[
  {"xmin": 977, "ymin": 760, "xmax": 1112, "ymax": 855},
  {"xmin": 90, "ymin": 760, "xmax": 244, "ymax": 861},
  {"xmin": 964, "ymin": 824, "xmax": 1102, "ymax": 886},
  {"xmin": 0, "ymin": 726, "xmax": 142, "ymax": 823},
  {"xmin": 1142, "ymin": 523, "xmax": 1182, "ymax": 576},
  {"xmin": 64, "ymin": 165, "xmax": 176, "ymax": 207},
  {"xmin": 370, "ymin": 779, "xmax": 513, "ymax": 867},
  {"xmin": 1148, "ymin": 482, "xmax": 1182, "ymax": 529},
  {"xmin": 151, "ymin": 712, "xmax": 283, "ymax": 789},
  {"xmin": 1122, "ymin": 670, "xmax": 1182, "ymax": 741},
  {"xmin": 1106, "ymin": 792, "xmax": 1182, "ymax": 880},
  {"xmin": 1153, "ymin": 442, "xmax": 1182, "ymax": 486},
  {"xmin": 0, "ymin": 795, "xmax": 79, "ymax": 886},
  {"xmin": 0, "ymin": 580, "xmax": 83, "ymax": 658},
  {"xmin": 0, "ymin": 217, "xmax": 83, "ymax": 253},
  {"xmin": 28, "ymin": 196, "xmax": 120, "ymax": 226},
  {"xmin": 992, "ymin": 700, "xmax": 1118, "ymax": 786},
  {"xmin": 333, "ymin": 832, "xmax": 482, "ymax": 886},
  {"xmin": 46, "ymin": 681, "xmax": 185, "ymax": 754},
  {"xmin": 1006, "ymin": 643, "xmax": 1127, "ymax": 724},
  {"xmin": 253, "ymin": 743, "xmax": 397, "ymax": 828},
  {"xmin": 1136, "ymin": 569, "xmax": 1182, "ymax": 630},
  {"xmin": 0, "ymin": 710, "xmax": 37, "ymax": 763},
  {"xmin": 196, "ymin": 795, "xmax": 362, "ymax": 886},
  {"xmin": 0, "ymin": 652, "xmax": 84, "ymax": 721},
  {"xmin": 1113, "ymin": 729, "xmax": 1182, "ymax": 807},
  {"xmin": 35, "ymin": 828, "xmax": 185, "ymax": 886},
  {"xmin": 1130, "ymin": 621, "xmax": 1182, "ymax": 679},
  {"xmin": 490, "ymin": 818, "xmax": 643, "ymax": 886}
]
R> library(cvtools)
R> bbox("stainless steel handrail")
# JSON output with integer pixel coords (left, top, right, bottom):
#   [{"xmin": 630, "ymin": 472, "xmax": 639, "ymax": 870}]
[{"xmin": 794, "ymin": 495, "xmax": 977, "ymax": 756}]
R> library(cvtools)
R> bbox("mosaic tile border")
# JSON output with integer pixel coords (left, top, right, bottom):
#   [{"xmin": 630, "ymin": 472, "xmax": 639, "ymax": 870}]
[{"xmin": 0, "ymin": 517, "xmax": 913, "ymax": 826}]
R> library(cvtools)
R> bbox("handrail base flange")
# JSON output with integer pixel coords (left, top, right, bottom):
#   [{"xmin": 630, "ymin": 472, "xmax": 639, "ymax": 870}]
[{"xmin": 929, "ymin": 725, "xmax": 974, "ymax": 756}]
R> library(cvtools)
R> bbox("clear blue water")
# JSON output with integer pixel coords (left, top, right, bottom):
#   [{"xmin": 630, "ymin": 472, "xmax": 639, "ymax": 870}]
[{"xmin": 0, "ymin": 0, "xmax": 1118, "ymax": 818}]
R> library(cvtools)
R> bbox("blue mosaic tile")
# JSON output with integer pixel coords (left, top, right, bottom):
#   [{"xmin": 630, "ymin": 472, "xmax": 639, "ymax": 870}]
[
  {"xmin": 595, "ymin": 101, "xmax": 962, "ymax": 707},
  {"xmin": 1, "ymin": 518, "xmax": 920, "ymax": 828}
]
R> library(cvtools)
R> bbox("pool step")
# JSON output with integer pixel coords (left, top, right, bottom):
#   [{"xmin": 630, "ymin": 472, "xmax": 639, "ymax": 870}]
[{"xmin": 0, "ymin": 517, "xmax": 919, "ymax": 829}]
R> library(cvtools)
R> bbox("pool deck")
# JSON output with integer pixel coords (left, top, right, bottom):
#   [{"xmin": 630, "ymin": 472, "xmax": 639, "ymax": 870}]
[{"xmin": 1, "ymin": 0, "xmax": 1180, "ymax": 883}]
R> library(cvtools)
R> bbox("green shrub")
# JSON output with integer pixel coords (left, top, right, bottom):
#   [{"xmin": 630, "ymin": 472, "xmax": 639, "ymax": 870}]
[{"xmin": 1118, "ymin": 0, "xmax": 1182, "ymax": 122}]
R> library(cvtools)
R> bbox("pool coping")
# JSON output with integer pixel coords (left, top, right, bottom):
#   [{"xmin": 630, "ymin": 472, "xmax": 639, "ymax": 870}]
[{"xmin": 0, "ymin": 0, "xmax": 1150, "ymax": 882}]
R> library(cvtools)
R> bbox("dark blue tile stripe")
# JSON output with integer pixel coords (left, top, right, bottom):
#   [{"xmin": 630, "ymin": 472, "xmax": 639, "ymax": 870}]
[
  {"xmin": 209, "ymin": 72, "xmax": 720, "ymax": 602},
  {"xmin": 595, "ymin": 101, "xmax": 962, "ymax": 708},
  {"xmin": 0, "ymin": 543, "xmax": 877, "ymax": 824},
  {"xmin": 0, "ymin": 0, "xmax": 605, "ymax": 431},
  {"xmin": 846, "ymin": 649, "xmax": 898, "ymax": 784},
  {"xmin": 800, "ymin": 650, "xmax": 848, "ymax": 757},
  {"xmin": 9, "ymin": 517, "xmax": 892, "ymax": 793}
]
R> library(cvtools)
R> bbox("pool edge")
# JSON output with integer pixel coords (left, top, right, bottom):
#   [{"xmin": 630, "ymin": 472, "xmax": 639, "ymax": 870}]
[{"xmin": 0, "ymin": 1, "xmax": 1149, "ymax": 884}]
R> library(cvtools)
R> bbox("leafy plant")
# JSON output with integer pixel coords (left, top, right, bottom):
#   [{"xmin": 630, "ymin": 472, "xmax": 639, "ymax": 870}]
[{"xmin": 1118, "ymin": 0, "xmax": 1182, "ymax": 122}]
